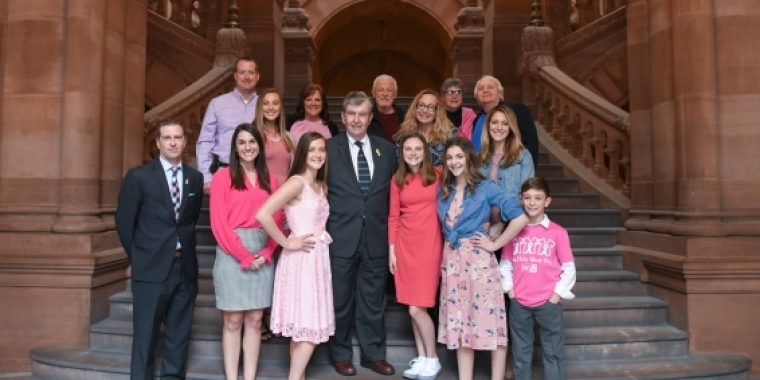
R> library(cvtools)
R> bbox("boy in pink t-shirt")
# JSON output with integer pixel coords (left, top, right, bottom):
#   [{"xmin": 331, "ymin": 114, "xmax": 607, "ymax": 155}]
[{"xmin": 500, "ymin": 177, "xmax": 576, "ymax": 380}]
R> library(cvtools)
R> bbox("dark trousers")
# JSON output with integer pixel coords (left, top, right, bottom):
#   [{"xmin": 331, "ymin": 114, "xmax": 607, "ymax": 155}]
[
  {"xmin": 130, "ymin": 258, "xmax": 198, "ymax": 380},
  {"xmin": 328, "ymin": 228, "xmax": 388, "ymax": 362},
  {"xmin": 509, "ymin": 298, "xmax": 565, "ymax": 380}
]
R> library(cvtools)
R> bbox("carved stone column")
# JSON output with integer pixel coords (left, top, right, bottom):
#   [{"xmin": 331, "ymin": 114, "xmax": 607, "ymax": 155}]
[
  {"xmin": 0, "ymin": 0, "xmax": 144, "ymax": 370},
  {"xmin": 450, "ymin": 1, "xmax": 485, "ymax": 96},
  {"xmin": 282, "ymin": 1, "xmax": 314, "ymax": 96}
]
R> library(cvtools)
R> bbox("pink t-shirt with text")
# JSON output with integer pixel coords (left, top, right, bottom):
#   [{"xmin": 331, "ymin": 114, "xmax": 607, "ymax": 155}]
[{"xmin": 502, "ymin": 221, "xmax": 574, "ymax": 307}]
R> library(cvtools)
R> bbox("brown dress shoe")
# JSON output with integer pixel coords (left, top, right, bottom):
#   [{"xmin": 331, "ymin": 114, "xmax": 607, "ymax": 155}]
[
  {"xmin": 360, "ymin": 359, "xmax": 395, "ymax": 375},
  {"xmin": 334, "ymin": 360, "xmax": 357, "ymax": 376}
]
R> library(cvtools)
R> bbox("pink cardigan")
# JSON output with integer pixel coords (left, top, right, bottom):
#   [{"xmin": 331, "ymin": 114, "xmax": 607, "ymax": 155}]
[{"xmin": 456, "ymin": 107, "xmax": 478, "ymax": 140}]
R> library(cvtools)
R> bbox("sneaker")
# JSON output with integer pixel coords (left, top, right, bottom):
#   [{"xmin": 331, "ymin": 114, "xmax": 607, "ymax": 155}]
[
  {"xmin": 403, "ymin": 357, "xmax": 427, "ymax": 379},
  {"xmin": 417, "ymin": 357, "xmax": 442, "ymax": 380}
]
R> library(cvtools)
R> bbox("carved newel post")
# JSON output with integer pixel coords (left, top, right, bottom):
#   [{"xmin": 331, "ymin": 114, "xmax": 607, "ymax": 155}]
[
  {"xmin": 282, "ymin": 0, "xmax": 315, "ymax": 96},
  {"xmin": 518, "ymin": 0, "xmax": 556, "ymax": 112},
  {"xmin": 214, "ymin": 0, "xmax": 248, "ymax": 68},
  {"xmin": 450, "ymin": 0, "xmax": 485, "ymax": 94}
]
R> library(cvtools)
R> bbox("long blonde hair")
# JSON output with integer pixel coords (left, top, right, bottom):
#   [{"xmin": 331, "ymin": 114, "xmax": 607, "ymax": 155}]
[
  {"xmin": 479, "ymin": 104, "xmax": 524, "ymax": 168},
  {"xmin": 394, "ymin": 89, "xmax": 454, "ymax": 145},
  {"xmin": 254, "ymin": 88, "xmax": 295, "ymax": 152}
]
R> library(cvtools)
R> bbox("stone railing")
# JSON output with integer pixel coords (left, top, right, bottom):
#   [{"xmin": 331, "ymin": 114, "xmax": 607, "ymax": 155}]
[
  {"xmin": 556, "ymin": 4, "xmax": 626, "ymax": 59},
  {"xmin": 143, "ymin": 26, "xmax": 247, "ymax": 165},
  {"xmin": 569, "ymin": 0, "xmax": 626, "ymax": 31},
  {"xmin": 152, "ymin": 0, "xmax": 223, "ymax": 39},
  {"xmin": 520, "ymin": 23, "xmax": 630, "ymax": 208}
]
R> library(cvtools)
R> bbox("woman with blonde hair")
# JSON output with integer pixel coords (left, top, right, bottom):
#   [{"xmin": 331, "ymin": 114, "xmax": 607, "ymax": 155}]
[
  {"xmin": 253, "ymin": 88, "xmax": 295, "ymax": 187},
  {"xmin": 394, "ymin": 89, "xmax": 457, "ymax": 167},
  {"xmin": 479, "ymin": 104, "xmax": 534, "ymax": 237}
]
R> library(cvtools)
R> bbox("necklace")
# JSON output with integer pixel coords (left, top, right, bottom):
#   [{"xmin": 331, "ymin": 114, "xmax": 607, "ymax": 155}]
[{"xmin": 266, "ymin": 130, "xmax": 281, "ymax": 142}]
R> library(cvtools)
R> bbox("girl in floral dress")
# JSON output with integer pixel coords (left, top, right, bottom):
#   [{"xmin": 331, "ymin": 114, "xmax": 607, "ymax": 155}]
[
  {"xmin": 256, "ymin": 132, "xmax": 334, "ymax": 380},
  {"xmin": 437, "ymin": 137, "xmax": 528, "ymax": 380}
]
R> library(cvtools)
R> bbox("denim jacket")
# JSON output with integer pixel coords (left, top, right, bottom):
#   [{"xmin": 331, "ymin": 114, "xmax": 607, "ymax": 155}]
[
  {"xmin": 437, "ymin": 180, "xmax": 524, "ymax": 247},
  {"xmin": 480, "ymin": 149, "xmax": 534, "ymax": 198}
]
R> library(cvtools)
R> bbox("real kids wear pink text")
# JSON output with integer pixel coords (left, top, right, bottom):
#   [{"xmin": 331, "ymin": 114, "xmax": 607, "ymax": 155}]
[{"xmin": 501, "ymin": 215, "xmax": 575, "ymax": 307}]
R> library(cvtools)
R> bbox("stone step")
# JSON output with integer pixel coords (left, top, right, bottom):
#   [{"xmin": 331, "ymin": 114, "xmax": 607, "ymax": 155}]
[
  {"xmin": 566, "ymin": 227, "xmax": 621, "ymax": 248},
  {"xmin": 573, "ymin": 270, "xmax": 647, "ymax": 296},
  {"xmin": 88, "ymin": 318, "xmax": 690, "ymax": 364},
  {"xmin": 535, "ymin": 163, "xmax": 564, "ymax": 177},
  {"xmin": 544, "ymin": 177, "xmax": 579, "ymax": 193},
  {"xmin": 545, "ymin": 209, "xmax": 622, "ymax": 228},
  {"xmin": 544, "ymin": 193, "xmax": 600, "ymax": 209},
  {"xmin": 562, "ymin": 296, "xmax": 667, "ymax": 327},
  {"xmin": 31, "ymin": 347, "xmax": 751, "ymax": 379},
  {"xmin": 572, "ymin": 247, "xmax": 623, "ymax": 271}
]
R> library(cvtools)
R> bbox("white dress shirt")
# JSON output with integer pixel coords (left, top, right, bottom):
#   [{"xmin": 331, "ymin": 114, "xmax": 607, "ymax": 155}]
[{"xmin": 347, "ymin": 133, "xmax": 375, "ymax": 181}]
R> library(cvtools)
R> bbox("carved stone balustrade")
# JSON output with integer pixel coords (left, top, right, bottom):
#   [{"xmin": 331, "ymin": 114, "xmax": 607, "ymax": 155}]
[{"xmin": 520, "ymin": 22, "xmax": 630, "ymax": 208}]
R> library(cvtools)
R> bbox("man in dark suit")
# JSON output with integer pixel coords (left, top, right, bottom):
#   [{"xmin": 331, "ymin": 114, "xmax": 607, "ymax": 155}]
[
  {"xmin": 326, "ymin": 91, "xmax": 397, "ymax": 376},
  {"xmin": 115, "ymin": 118, "xmax": 204, "ymax": 380}
]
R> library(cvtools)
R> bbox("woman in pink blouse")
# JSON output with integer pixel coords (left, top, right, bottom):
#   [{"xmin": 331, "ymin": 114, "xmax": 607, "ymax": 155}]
[
  {"xmin": 210, "ymin": 123, "xmax": 283, "ymax": 380},
  {"xmin": 254, "ymin": 88, "xmax": 295, "ymax": 187},
  {"xmin": 289, "ymin": 84, "xmax": 339, "ymax": 142}
]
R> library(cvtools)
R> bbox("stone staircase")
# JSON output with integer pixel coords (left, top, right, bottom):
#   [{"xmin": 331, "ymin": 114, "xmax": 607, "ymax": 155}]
[{"xmin": 27, "ymin": 144, "xmax": 752, "ymax": 378}]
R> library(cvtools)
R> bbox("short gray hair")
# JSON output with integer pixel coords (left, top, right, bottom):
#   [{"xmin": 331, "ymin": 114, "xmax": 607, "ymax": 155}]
[
  {"xmin": 441, "ymin": 78, "xmax": 465, "ymax": 94},
  {"xmin": 372, "ymin": 74, "xmax": 397, "ymax": 92},
  {"xmin": 474, "ymin": 75, "xmax": 504, "ymax": 100},
  {"xmin": 342, "ymin": 91, "xmax": 373, "ymax": 112}
]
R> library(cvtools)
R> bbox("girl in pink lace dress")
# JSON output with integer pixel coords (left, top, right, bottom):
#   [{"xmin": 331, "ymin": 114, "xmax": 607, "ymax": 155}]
[{"xmin": 256, "ymin": 132, "xmax": 334, "ymax": 380}]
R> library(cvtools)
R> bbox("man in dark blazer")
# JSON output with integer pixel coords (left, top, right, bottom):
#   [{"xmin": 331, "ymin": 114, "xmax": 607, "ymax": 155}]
[
  {"xmin": 326, "ymin": 91, "xmax": 397, "ymax": 376},
  {"xmin": 115, "ymin": 118, "xmax": 204, "ymax": 380}
]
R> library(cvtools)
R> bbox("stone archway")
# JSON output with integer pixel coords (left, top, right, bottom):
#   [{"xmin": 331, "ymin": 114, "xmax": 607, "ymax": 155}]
[{"xmin": 311, "ymin": 0, "xmax": 455, "ymax": 96}]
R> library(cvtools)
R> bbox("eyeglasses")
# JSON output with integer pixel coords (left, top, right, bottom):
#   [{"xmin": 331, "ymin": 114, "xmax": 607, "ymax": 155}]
[
  {"xmin": 416, "ymin": 103, "xmax": 437, "ymax": 112},
  {"xmin": 443, "ymin": 89, "xmax": 463, "ymax": 96}
]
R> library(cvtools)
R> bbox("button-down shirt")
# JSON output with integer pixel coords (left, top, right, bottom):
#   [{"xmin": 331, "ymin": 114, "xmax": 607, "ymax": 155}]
[
  {"xmin": 347, "ymin": 133, "xmax": 375, "ymax": 180},
  {"xmin": 196, "ymin": 88, "xmax": 258, "ymax": 183},
  {"xmin": 159, "ymin": 156, "xmax": 183, "ymax": 249}
]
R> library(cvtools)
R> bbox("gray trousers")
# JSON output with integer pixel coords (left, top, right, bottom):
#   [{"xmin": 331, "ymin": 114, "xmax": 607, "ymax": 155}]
[{"xmin": 509, "ymin": 298, "xmax": 565, "ymax": 380}]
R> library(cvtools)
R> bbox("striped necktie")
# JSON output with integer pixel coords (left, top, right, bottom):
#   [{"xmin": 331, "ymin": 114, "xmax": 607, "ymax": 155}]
[
  {"xmin": 171, "ymin": 166, "xmax": 180, "ymax": 220},
  {"xmin": 354, "ymin": 141, "xmax": 371, "ymax": 195}
]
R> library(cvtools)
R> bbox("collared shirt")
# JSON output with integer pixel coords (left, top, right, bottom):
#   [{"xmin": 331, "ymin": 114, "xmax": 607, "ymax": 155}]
[
  {"xmin": 159, "ymin": 156, "xmax": 183, "ymax": 249},
  {"xmin": 196, "ymin": 88, "xmax": 259, "ymax": 183},
  {"xmin": 529, "ymin": 213, "xmax": 551, "ymax": 229},
  {"xmin": 347, "ymin": 133, "xmax": 375, "ymax": 180}
]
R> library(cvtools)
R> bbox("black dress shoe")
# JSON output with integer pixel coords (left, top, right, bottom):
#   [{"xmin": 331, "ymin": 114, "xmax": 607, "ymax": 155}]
[
  {"xmin": 334, "ymin": 360, "xmax": 357, "ymax": 376},
  {"xmin": 361, "ymin": 359, "xmax": 395, "ymax": 375}
]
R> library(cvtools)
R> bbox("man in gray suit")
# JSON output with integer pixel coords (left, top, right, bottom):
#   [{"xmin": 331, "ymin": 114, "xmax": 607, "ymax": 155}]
[{"xmin": 326, "ymin": 91, "xmax": 397, "ymax": 376}]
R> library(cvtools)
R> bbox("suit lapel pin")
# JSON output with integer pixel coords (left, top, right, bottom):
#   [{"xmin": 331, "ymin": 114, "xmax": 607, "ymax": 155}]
[{"xmin": 375, "ymin": 148, "xmax": 381, "ymax": 157}]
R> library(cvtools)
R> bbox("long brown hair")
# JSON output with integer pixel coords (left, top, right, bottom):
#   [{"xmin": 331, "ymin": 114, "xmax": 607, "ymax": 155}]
[
  {"xmin": 394, "ymin": 89, "xmax": 454, "ymax": 144},
  {"xmin": 293, "ymin": 84, "xmax": 331, "ymax": 123},
  {"xmin": 479, "ymin": 104, "xmax": 525, "ymax": 168},
  {"xmin": 394, "ymin": 133, "xmax": 437, "ymax": 188},
  {"xmin": 440, "ymin": 137, "xmax": 485, "ymax": 200},
  {"xmin": 254, "ymin": 88, "xmax": 295, "ymax": 152},
  {"xmin": 228, "ymin": 123, "xmax": 272, "ymax": 193},
  {"xmin": 288, "ymin": 131, "xmax": 328, "ymax": 184}
]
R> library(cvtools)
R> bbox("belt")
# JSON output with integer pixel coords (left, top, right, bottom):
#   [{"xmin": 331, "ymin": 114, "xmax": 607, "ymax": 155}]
[{"xmin": 175, "ymin": 250, "xmax": 183, "ymax": 259}]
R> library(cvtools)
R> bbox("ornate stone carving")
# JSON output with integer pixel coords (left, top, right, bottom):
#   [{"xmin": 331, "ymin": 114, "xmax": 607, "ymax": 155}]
[
  {"xmin": 282, "ymin": 5, "xmax": 311, "ymax": 33},
  {"xmin": 555, "ymin": 5, "xmax": 626, "ymax": 57},
  {"xmin": 148, "ymin": 10, "xmax": 215, "ymax": 60},
  {"xmin": 454, "ymin": 4, "xmax": 484, "ymax": 33},
  {"xmin": 519, "ymin": 26, "xmax": 557, "ymax": 79},
  {"xmin": 214, "ymin": 27, "xmax": 248, "ymax": 67}
]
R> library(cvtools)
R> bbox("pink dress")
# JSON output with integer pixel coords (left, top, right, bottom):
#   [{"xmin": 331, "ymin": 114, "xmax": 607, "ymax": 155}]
[
  {"xmin": 270, "ymin": 176, "xmax": 335, "ymax": 343},
  {"xmin": 265, "ymin": 138, "xmax": 292, "ymax": 187},
  {"xmin": 290, "ymin": 119, "xmax": 332, "ymax": 143},
  {"xmin": 437, "ymin": 192, "xmax": 508, "ymax": 350}
]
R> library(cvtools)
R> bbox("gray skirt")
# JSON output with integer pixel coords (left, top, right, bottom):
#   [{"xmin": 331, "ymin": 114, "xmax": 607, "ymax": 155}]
[{"xmin": 213, "ymin": 228, "xmax": 274, "ymax": 311}]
